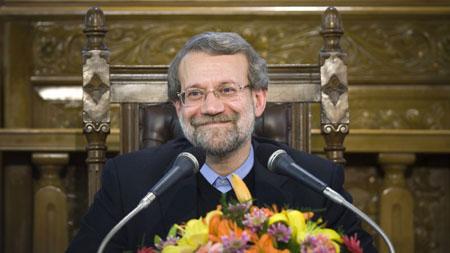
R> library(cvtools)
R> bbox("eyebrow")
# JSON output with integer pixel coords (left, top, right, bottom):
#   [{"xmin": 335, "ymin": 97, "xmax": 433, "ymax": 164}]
[{"xmin": 183, "ymin": 80, "xmax": 238, "ymax": 90}]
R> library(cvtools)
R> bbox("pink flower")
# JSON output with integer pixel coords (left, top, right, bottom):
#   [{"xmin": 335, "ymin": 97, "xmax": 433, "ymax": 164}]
[
  {"xmin": 267, "ymin": 223, "xmax": 291, "ymax": 243},
  {"xmin": 196, "ymin": 242, "xmax": 224, "ymax": 253},
  {"xmin": 137, "ymin": 246, "xmax": 157, "ymax": 253},
  {"xmin": 300, "ymin": 234, "xmax": 336, "ymax": 253},
  {"xmin": 221, "ymin": 231, "xmax": 250, "ymax": 253},
  {"xmin": 343, "ymin": 234, "xmax": 363, "ymax": 253},
  {"xmin": 243, "ymin": 208, "xmax": 269, "ymax": 233}
]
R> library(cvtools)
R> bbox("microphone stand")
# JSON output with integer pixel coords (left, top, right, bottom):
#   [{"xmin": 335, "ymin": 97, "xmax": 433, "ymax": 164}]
[
  {"xmin": 97, "ymin": 192, "xmax": 156, "ymax": 253},
  {"xmin": 323, "ymin": 187, "xmax": 395, "ymax": 253},
  {"xmin": 290, "ymin": 161, "xmax": 396, "ymax": 253}
]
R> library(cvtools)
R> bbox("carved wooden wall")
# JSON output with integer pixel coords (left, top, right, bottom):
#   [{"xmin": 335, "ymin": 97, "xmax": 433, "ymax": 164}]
[{"xmin": 0, "ymin": 1, "xmax": 449, "ymax": 253}]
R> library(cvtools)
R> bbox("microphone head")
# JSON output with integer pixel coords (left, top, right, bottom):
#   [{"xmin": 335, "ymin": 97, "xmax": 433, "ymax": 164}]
[
  {"xmin": 178, "ymin": 146, "xmax": 206, "ymax": 173},
  {"xmin": 255, "ymin": 143, "xmax": 287, "ymax": 172}
]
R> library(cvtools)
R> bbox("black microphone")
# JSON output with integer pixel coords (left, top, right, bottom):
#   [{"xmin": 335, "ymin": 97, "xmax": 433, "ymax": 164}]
[
  {"xmin": 149, "ymin": 147, "xmax": 206, "ymax": 197},
  {"xmin": 256, "ymin": 144, "xmax": 328, "ymax": 193},
  {"xmin": 256, "ymin": 143, "xmax": 396, "ymax": 253},
  {"xmin": 97, "ymin": 147, "xmax": 206, "ymax": 253}
]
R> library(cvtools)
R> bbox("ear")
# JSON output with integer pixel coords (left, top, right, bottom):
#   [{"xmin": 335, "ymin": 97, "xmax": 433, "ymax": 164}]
[
  {"xmin": 173, "ymin": 100, "xmax": 182, "ymax": 116},
  {"xmin": 252, "ymin": 89, "xmax": 267, "ymax": 117}
]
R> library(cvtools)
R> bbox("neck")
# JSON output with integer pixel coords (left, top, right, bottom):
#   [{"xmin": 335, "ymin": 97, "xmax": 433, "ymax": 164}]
[{"xmin": 206, "ymin": 140, "xmax": 252, "ymax": 176}]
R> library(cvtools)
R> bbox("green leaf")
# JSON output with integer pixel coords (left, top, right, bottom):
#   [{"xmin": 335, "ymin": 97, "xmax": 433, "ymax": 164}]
[
  {"xmin": 154, "ymin": 234, "xmax": 162, "ymax": 245},
  {"xmin": 168, "ymin": 224, "xmax": 178, "ymax": 237}
]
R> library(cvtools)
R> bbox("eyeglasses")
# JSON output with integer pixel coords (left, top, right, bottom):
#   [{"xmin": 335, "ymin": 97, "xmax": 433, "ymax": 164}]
[{"xmin": 177, "ymin": 83, "xmax": 250, "ymax": 106}]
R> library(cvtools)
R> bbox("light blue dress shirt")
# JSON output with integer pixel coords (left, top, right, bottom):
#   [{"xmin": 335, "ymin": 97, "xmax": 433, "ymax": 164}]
[{"xmin": 199, "ymin": 145, "xmax": 254, "ymax": 193}]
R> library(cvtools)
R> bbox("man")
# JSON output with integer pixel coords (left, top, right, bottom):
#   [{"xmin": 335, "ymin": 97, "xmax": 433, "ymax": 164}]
[{"xmin": 68, "ymin": 32, "xmax": 377, "ymax": 252}]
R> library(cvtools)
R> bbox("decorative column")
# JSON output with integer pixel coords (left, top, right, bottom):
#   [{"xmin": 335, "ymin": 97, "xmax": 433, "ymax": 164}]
[
  {"xmin": 319, "ymin": 7, "xmax": 349, "ymax": 165},
  {"xmin": 32, "ymin": 153, "xmax": 69, "ymax": 253},
  {"xmin": 378, "ymin": 153, "xmax": 415, "ymax": 253},
  {"xmin": 82, "ymin": 7, "xmax": 110, "ymax": 204},
  {"xmin": 4, "ymin": 164, "xmax": 33, "ymax": 253}
]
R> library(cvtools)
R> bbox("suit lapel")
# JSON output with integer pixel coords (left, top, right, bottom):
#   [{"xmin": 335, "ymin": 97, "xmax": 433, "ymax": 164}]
[
  {"xmin": 253, "ymin": 159, "xmax": 294, "ymax": 208},
  {"xmin": 159, "ymin": 137, "xmax": 300, "ymax": 228},
  {"xmin": 160, "ymin": 174, "xmax": 198, "ymax": 230}
]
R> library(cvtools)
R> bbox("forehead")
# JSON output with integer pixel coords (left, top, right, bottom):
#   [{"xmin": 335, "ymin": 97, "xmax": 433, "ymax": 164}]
[{"xmin": 178, "ymin": 52, "xmax": 248, "ymax": 88}]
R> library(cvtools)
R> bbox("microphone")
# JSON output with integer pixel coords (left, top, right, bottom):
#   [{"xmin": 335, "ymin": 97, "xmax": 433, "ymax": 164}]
[
  {"xmin": 256, "ymin": 143, "xmax": 395, "ymax": 253},
  {"xmin": 97, "ymin": 147, "xmax": 206, "ymax": 253},
  {"xmin": 148, "ymin": 147, "xmax": 206, "ymax": 198},
  {"xmin": 257, "ymin": 147, "xmax": 328, "ymax": 194}
]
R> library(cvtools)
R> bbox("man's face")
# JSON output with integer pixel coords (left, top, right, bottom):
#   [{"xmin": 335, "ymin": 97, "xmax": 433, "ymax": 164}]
[{"xmin": 174, "ymin": 52, "xmax": 267, "ymax": 157}]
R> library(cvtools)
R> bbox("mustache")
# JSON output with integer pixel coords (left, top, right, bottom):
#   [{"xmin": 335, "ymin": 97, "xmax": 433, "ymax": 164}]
[{"xmin": 191, "ymin": 114, "xmax": 239, "ymax": 127}]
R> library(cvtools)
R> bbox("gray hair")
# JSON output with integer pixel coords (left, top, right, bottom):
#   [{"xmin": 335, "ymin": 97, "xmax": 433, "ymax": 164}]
[{"xmin": 167, "ymin": 32, "xmax": 268, "ymax": 101}]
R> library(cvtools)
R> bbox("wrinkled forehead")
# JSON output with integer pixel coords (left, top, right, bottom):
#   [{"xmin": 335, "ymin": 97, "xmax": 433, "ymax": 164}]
[{"xmin": 178, "ymin": 52, "xmax": 249, "ymax": 89}]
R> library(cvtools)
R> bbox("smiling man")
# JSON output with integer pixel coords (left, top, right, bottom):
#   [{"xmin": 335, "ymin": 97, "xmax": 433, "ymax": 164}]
[
  {"xmin": 67, "ymin": 32, "xmax": 377, "ymax": 253},
  {"xmin": 175, "ymin": 52, "xmax": 266, "ymax": 175}
]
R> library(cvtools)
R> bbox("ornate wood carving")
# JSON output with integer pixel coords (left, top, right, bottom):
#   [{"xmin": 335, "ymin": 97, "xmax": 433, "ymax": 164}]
[
  {"xmin": 31, "ymin": 19, "xmax": 450, "ymax": 82},
  {"xmin": 343, "ymin": 165, "xmax": 380, "ymax": 240},
  {"xmin": 409, "ymin": 166, "xmax": 449, "ymax": 252},
  {"xmin": 344, "ymin": 20, "xmax": 450, "ymax": 81},
  {"xmin": 82, "ymin": 7, "xmax": 110, "ymax": 203},
  {"xmin": 378, "ymin": 153, "xmax": 416, "ymax": 253},
  {"xmin": 319, "ymin": 7, "xmax": 349, "ymax": 164},
  {"xmin": 350, "ymin": 87, "xmax": 450, "ymax": 130},
  {"xmin": 32, "ymin": 153, "xmax": 69, "ymax": 253}
]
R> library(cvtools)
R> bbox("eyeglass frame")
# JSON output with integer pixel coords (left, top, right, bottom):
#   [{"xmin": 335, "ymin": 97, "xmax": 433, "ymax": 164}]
[{"xmin": 177, "ymin": 83, "xmax": 251, "ymax": 106}]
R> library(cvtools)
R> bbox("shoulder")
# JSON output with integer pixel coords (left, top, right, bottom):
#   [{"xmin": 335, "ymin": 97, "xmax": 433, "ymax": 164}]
[
  {"xmin": 110, "ymin": 137, "xmax": 192, "ymax": 170},
  {"xmin": 101, "ymin": 138, "xmax": 193, "ymax": 192}
]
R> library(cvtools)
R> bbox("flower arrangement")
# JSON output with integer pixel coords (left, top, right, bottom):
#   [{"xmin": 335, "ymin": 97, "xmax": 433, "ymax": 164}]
[{"xmin": 138, "ymin": 174, "xmax": 363, "ymax": 253}]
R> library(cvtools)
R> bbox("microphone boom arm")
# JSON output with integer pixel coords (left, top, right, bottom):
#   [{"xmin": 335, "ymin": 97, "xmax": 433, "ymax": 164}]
[
  {"xmin": 97, "ymin": 193, "xmax": 156, "ymax": 253},
  {"xmin": 290, "ymin": 162, "xmax": 396, "ymax": 253}
]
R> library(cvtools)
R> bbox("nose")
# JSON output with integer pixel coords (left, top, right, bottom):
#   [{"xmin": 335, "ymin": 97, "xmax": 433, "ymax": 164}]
[{"xmin": 200, "ymin": 91, "xmax": 225, "ymax": 115}]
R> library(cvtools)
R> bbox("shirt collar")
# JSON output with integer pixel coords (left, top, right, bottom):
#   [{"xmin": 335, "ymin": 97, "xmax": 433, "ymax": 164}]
[{"xmin": 200, "ymin": 145, "xmax": 254, "ymax": 190}]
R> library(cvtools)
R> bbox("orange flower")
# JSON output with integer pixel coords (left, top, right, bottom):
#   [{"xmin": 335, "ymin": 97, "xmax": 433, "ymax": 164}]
[
  {"xmin": 246, "ymin": 234, "xmax": 289, "ymax": 253},
  {"xmin": 303, "ymin": 211, "xmax": 314, "ymax": 220},
  {"xmin": 208, "ymin": 214, "xmax": 222, "ymax": 242},
  {"xmin": 209, "ymin": 216, "xmax": 235, "ymax": 242},
  {"xmin": 209, "ymin": 216, "xmax": 258, "ymax": 246}
]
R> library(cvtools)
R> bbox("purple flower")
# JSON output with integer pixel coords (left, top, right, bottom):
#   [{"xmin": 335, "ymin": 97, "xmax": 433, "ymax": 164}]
[
  {"xmin": 267, "ymin": 223, "xmax": 291, "ymax": 243},
  {"xmin": 300, "ymin": 234, "xmax": 336, "ymax": 253},
  {"xmin": 221, "ymin": 231, "xmax": 250, "ymax": 253},
  {"xmin": 154, "ymin": 236, "xmax": 179, "ymax": 250},
  {"xmin": 243, "ymin": 208, "xmax": 268, "ymax": 233},
  {"xmin": 227, "ymin": 202, "xmax": 251, "ymax": 213}
]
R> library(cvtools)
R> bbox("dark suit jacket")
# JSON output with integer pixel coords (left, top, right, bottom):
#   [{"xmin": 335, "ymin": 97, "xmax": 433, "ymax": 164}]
[{"xmin": 67, "ymin": 137, "xmax": 377, "ymax": 252}]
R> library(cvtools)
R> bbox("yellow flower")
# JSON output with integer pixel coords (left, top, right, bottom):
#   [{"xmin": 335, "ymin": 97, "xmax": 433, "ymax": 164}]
[
  {"xmin": 268, "ymin": 210, "xmax": 307, "ymax": 243},
  {"xmin": 286, "ymin": 210, "xmax": 307, "ymax": 242},
  {"xmin": 268, "ymin": 212, "xmax": 288, "ymax": 225},
  {"xmin": 316, "ymin": 228, "xmax": 343, "ymax": 243},
  {"xmin": 312, "ymin": 228, "xmax": 343, "ymax": 253},
  {"xmin": 162, "ymin": 244, "xmax": 195, "ymax": 253},
  {"xmin": 166, "ymin": 218, "xmax": 208, "ymax": 253},
  {"xmin": 230, "ymin": 173, "xmax": 252, "ymax": 203}
]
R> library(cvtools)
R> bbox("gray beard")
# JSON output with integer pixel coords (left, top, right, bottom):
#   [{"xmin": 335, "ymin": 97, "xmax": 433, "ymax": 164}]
[
  {"xmin": 178, "ymin": 113, "xmax": 255, "ymax": 158},
  {"xmin": 193, "ymin": 121, "xmax": 251, "ymax": 158}
]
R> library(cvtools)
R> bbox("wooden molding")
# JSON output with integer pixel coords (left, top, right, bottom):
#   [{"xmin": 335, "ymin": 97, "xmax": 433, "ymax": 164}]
[
  {"xmin": 2, "ymin": 5, "xmax": 450, "ymax": 17},
  {"xmin": 0, "ymin": 128, "xmax": 449, "ymax": 153}
]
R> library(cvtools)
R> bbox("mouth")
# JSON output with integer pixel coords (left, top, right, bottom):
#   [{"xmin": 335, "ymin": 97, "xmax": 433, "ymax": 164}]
[
  {"xmin": 191, "ymin": 114, "xmax": 239, "ymax": 128},
  {"xmin": 195, "ymin": 121, "xmax": 233, "ymax": 127}
]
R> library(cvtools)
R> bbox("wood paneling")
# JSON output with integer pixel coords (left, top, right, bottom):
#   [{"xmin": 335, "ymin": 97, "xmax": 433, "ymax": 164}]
[
  {"xmin": 4, "ymin": 22, "xmax": 33, "ymax": 128},
  {"xmin": 0, "ymin": 1, "xmax": 449, "ymax": 253}
]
